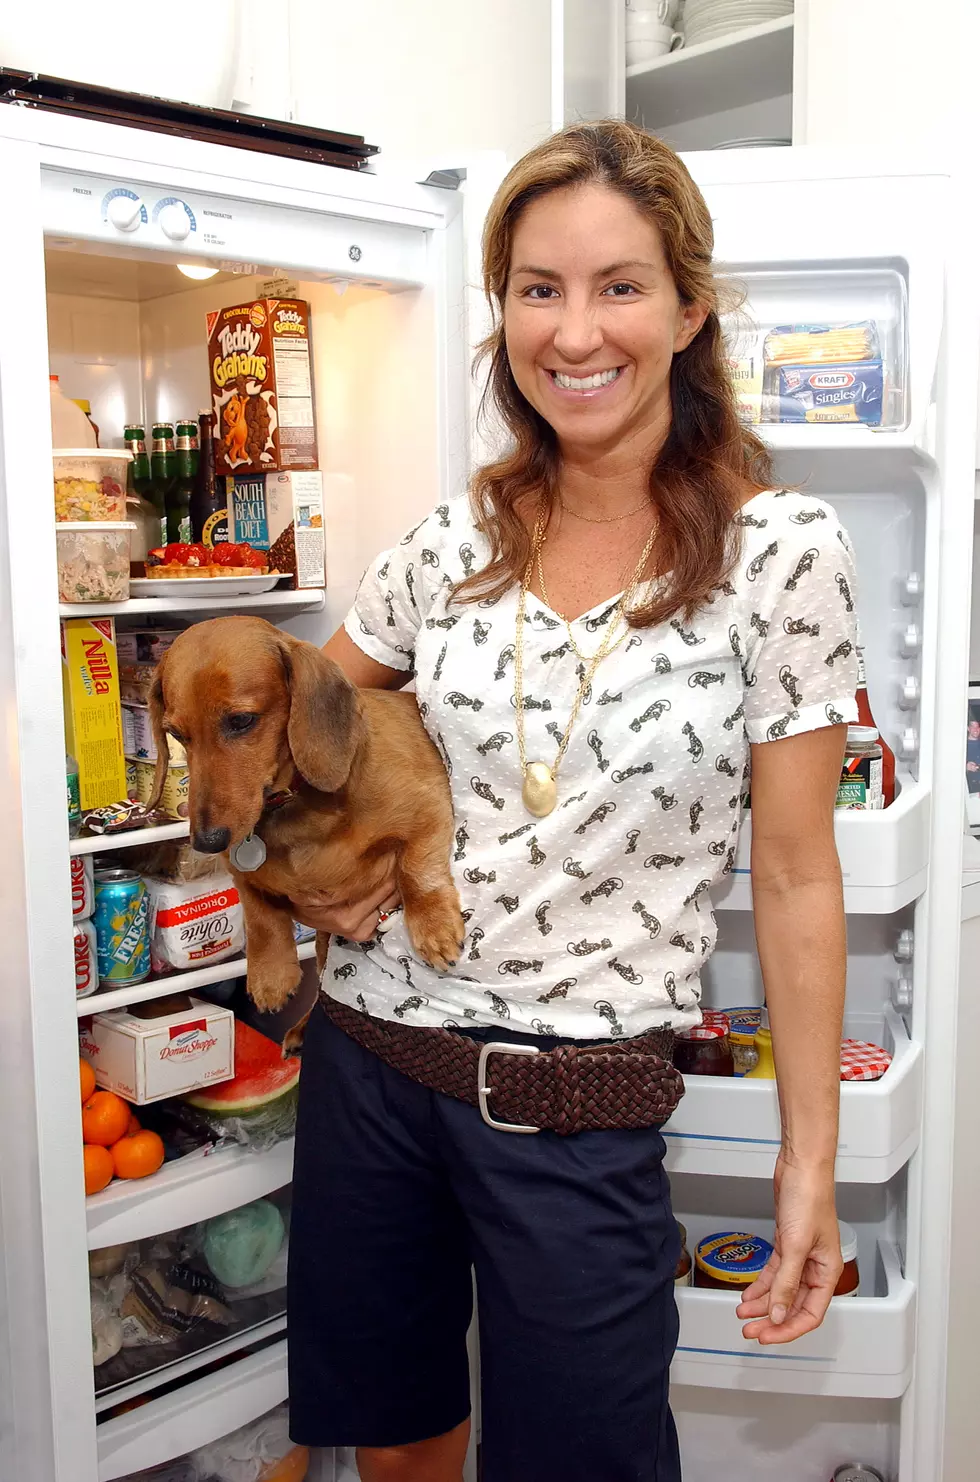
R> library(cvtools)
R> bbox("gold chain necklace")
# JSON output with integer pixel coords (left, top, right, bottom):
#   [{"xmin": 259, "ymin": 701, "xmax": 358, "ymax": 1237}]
[
  {"xmin": 536, "ymin": 542, "xmax": 633, "ymax": 665},
  {"xmin": 560, "ymin": 496, "xmax": 651, "ymax": 524},
  {"xmin": 515, "ymin": 514, "xmax": 658, "ymax": 818}
]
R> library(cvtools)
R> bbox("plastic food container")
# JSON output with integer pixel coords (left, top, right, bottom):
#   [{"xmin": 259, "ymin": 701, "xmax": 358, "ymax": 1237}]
[
  {"xmin": 693, "ymin": 1231, "xmax": 774, "ymax": 1290},
  {"xmin": 56, "ymin": 522, "xmax": 135, "ymax": 604},
  {"xmin": 53, "ymin": 450, "xmax": 131, "ymax": 522}
]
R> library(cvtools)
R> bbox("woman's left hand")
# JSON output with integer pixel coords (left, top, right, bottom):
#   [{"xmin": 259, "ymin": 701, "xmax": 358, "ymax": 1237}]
[{"xmin": 736, "ymin": 1153, "xmax": 842, "ymax": 1345}]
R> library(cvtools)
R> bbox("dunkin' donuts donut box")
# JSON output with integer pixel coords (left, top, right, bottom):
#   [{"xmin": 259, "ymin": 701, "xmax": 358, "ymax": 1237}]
[{"xmin": 207, "ymin": 298, "xmax": 318, "ymax": 475}]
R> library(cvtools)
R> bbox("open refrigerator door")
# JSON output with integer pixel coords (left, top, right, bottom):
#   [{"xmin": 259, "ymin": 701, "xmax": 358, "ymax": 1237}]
[
  {"xmin": 0, "ymin": 103, "xmax": 501, "ymax": 1482},
  {"xmin": 665, "ymin": 147, "xmax": 980, "ymax": 1481}
]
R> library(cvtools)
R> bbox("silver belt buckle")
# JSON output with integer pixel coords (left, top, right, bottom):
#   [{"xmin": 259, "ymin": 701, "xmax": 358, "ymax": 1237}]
[{"xmin": 477, "ymin": 1041, "xmax": 541, "ymax": 1133}]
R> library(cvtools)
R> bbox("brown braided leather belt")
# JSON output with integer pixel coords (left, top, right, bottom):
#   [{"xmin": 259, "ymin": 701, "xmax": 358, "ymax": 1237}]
[{"xmin": 320, "ymin": 994, "xmax": 684, "ymax": 1135}]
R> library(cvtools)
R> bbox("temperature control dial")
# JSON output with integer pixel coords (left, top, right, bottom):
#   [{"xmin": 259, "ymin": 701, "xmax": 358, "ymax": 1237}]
[
  {"xmin": 158, "ymin": 203, "xmax": 191, "ymax": 241},
  {"xmin": 153, "ymin": 197, "xmax": 197, "ymax": 242},
  {"xmin": 105, "ymin": 191, "xmax": 146, "ymax": 232}
]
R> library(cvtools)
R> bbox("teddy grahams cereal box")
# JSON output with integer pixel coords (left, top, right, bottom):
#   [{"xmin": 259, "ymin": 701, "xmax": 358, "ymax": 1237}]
[
  {"xmin": 207, "ymin": 298, "xmax": 318, "ymax": 476},
  {"xmin": 62, "ymin": 618, "xmax": 127, "ymax": 811},
  {"xmin": 231, "ymin": 471, "xmax": 325, "ymax": 589}
]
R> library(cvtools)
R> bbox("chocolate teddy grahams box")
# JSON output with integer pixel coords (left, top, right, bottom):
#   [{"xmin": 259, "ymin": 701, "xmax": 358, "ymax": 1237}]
[{"xmin": 207, "ymin": 298, "xmax": 319, "ymax": 476}]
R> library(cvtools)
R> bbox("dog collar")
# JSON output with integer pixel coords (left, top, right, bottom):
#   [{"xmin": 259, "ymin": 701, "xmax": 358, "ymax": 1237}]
[{"xmin": 263, "ymin": 789, "xmax": 295, "ymax": 814}]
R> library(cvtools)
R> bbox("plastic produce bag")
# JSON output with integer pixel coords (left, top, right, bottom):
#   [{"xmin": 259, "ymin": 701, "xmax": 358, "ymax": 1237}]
[
  {"xmin": 115, "ymin": 1463, "xmax": 196, "ymax": 1481},
  {"xmin": 90, "ymin": 1279, "xmax": 123, "ymax": 1367},
  {"xmin": 188, "ymin": 1401, "xmax": 309, "ymax": 1480},
  {"xmin": 202, "ymin": 1198, "xmax": 286, "ymax": 1290}
]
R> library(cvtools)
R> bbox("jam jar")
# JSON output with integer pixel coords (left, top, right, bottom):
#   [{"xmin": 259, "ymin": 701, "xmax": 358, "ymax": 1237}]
[
  {"xmin": 834, "ymin": 1220, "xmax": 860, "ymax": 1297},
  {"xmin": 673, "ymin": 1023, "xmax": 735, "ymax": 1076}
]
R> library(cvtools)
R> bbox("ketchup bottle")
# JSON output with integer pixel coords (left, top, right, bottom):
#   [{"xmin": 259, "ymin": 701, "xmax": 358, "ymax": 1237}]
[{"xmin": 855, "ymin": 645, "xmax": 896, "ymax": 806}]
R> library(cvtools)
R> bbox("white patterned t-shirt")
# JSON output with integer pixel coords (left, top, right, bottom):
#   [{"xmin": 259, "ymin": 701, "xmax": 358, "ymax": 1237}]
[{"xmin": 326, "ymin": 489, "xmax": 859, "ymax": 1039}]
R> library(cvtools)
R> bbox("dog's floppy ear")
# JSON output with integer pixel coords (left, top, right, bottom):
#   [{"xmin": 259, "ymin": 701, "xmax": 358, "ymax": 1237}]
[
  {"xmin": 276, "ymin": 634, "xmax": 364, "ymax": 793},
  {"xmin": 146, "ymin": 654, "xmax": 172, "ymax": 811}
]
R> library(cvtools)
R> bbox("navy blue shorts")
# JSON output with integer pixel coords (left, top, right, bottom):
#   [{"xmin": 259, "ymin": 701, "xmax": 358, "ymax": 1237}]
[{"xmin": 287, "ymin": 1004, "xmax": 681, "ymax": 1481}]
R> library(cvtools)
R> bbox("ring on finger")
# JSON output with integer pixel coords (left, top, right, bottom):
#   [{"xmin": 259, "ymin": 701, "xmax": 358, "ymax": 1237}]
[{"xmin": 376, "ymin": 904, "xmax": 402, "ymax": 933}]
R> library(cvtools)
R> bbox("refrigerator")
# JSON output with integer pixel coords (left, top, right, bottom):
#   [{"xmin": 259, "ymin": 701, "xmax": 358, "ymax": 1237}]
[{"xmin": 0, "ymin": 101, "xmax": 976, "ymax": 1481}]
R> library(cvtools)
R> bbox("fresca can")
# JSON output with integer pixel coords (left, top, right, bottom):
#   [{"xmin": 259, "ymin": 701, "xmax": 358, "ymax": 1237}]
[
  {"xmin": 73, "ymin": 919, "xmax": 99, "ymax": 999},
  {"xmin": 93, "ymin": 868, "xmax": 151, "ymax": 985},
  {"xmin": 70, "ymin": 853, "xmax": 95, "ymax": 920}
]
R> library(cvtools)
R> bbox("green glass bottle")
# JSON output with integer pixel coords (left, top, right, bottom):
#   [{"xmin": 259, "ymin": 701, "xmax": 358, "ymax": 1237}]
[
  {"xmin": 168, "ymin": 419, "xmax": 199, "ymax": 545},
  {"xmin": 149, "ymin": 423, "xmax": 176, "ymax": 546},
  {"xmin": 123, "ymin": 424, "xmax": 152, "ymax": 500}
]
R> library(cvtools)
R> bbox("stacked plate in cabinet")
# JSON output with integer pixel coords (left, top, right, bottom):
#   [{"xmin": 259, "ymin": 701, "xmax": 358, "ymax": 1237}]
[{"xmin": 682, "ymin": 0, "xmax": 792, "ymax": 46}]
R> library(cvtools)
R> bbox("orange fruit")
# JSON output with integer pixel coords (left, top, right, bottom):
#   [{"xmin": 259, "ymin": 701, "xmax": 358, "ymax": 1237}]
[
  {"xmin": 80, "ymin": 1058, "xmax": 96, "ymax": 1103},
  {"xmin": 126, "ymin": 1114, "xmax": 141, "ymax": 1136},
  {"xmin": 83, "ymin": 1144, "xmax": 114, "ymax": 1195},
  {"xmin": 81, "ymin": 1090, "xmax": 132, "ymax": 1148},
  {"xmin": 111, "ymin": 1129, "xmax": 165, "ymax": 1181},
  {"xmin": 258, "ymin": 1447, "xmax": 311, "ymax": 1482}
]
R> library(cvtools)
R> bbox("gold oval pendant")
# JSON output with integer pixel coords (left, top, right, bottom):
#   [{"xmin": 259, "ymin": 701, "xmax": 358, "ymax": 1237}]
[{"xmin": 522, "ymin": 761, "xmax": 558, "ymax": 818}]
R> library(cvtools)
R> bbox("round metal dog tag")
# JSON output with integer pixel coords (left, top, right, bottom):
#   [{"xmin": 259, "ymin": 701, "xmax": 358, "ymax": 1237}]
[{"xmin": 230, "ymin": 833, "xmax": 267, "ymax": 872}]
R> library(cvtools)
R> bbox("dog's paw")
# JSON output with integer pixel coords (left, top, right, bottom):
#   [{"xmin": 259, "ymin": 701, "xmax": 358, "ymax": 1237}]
[
  {"xmin": 247, "ymin": 962, "xmax": 302, "ymax": 1016},
  {"xmin": 406, "ymin": 893, "xmax": 466, "ymax": 974}
]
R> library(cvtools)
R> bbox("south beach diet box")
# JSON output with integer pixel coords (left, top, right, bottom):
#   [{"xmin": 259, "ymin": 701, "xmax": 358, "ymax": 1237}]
[{"xmin": 82, "ymin": 997, "xmax": 235, "ymax": 1105}]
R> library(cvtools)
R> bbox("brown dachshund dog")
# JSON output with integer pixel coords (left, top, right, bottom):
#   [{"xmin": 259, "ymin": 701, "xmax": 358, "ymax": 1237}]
[{"xmin": 147, "ymin": 615, "xmax": 463, "ymax": 1028}]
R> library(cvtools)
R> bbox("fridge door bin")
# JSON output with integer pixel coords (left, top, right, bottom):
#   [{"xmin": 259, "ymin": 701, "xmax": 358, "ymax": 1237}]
[
  {"xmin": 663, "ymin": 1004, "xmax": 921, "ymax": 1181},
  {"xmin": 713, "ymin": 775, "xmax": 929, "ymax": 913},
  {"xmin": 87, "ymin": 1137, "xmax": 295, "ymax": 1250},
  {"xmin": 673, "ymin": 1239, "xmax": 914, "ymax": 1398},
  {"xmin": 97, "ymin": 1337, "xmax": 288, "ymax": 1480}
]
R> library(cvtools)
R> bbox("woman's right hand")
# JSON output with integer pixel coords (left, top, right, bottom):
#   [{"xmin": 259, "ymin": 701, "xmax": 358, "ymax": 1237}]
[{"xmin": 291, "ymin": 877, "xmax": 402, "ymax": 941}]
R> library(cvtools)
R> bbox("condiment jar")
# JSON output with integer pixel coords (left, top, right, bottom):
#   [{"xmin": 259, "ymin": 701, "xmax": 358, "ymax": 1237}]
[
  {"xmin": 673, "ymin": 1023, "xmax": 735, "ymax": 1077},
  {"xmin": 693, "ymin": 1231, "xmax": 774, "ymax": 1291},
  {"xmin": 836, "ymin": 725, "xmax": 884, "ymax": 810},
  {"xmin": 834, "ymin": 1220, "xmax": 860, "ymax": 1297},
  {"xmin": 674, "ymin": 1222, "xmax": 693, "ymax": 1286},
  {"xmin": 726, "ymin": 1006, "xmax": 762, "ymax": 1076},
  {"xmin": 745, "ymin": 1006, "xmax": 776, "ymax": 1079}
]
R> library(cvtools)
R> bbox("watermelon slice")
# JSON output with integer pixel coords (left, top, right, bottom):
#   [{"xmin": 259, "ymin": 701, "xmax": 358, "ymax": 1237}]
[{"xmin": 184, "ymin": 1019, "xmax": 300, "ymax": 1149}]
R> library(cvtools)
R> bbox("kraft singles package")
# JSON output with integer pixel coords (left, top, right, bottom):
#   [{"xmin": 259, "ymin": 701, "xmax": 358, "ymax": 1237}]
[
  {"xmin": 771, "ymin": 360, "xmax": 883, "ymax": 424},
  {"xmin": 762, "ymin": 320, "xmax": 883, "ymax": 425}
]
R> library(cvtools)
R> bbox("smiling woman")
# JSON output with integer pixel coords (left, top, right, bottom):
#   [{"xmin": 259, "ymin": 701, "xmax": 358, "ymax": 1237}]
[{"xmin": 285, "ymin": 120, "xmax": 857, "ymax": 1482}]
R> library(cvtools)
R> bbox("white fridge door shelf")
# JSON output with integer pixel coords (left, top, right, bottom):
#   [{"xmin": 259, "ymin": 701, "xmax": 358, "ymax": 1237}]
[
  {"xmin": 673, "ymin": 1239, "xmax": 914, "ymax": 1398},
  {"xmin": 97, "ymin": 1336, "xmax": 287, "ymax": 1481},
  {"xmin": 86, "ymin": 1138, "xmax": 295, "ymax": 1250},
  {"xmin": 664, "ymin": 1004, "xmax": 919, "ymax": 1181},
  {"xmin": 59, "ymin": 588, "xmax": 326, "ymax": 621},
  {"xmin": 713, "ymin": 776, "xmax": 930, "ymax": 913}
]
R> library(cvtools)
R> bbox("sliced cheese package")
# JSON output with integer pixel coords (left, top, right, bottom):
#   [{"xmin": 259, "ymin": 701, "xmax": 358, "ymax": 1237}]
[{"xmin": 762, "ymin": 321, "xmax": 883, "ymax": 425}]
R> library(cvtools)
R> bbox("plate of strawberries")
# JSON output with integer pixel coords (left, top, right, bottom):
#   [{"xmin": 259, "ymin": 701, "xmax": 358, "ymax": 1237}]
[{"xmin": 131, "ymin": 542, "xmax": 282, "ymax": 596}]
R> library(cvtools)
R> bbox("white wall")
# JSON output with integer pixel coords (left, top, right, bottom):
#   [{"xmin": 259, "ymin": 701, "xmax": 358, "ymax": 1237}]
[
  {"xmin": 0, "ymin": 1, "xmax": 556, "ymax": 167},
  {"xmin": 794, "ymin": 0, "xmax": 980, "ymax": 149},
  {"xmin": 287, "ymin": 0, "xmax": 554, "ymax": 166}
]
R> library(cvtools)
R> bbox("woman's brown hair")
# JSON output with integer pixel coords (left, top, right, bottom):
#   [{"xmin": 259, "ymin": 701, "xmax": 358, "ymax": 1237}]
[{"xmin": 456, "ymin": 119, "xmax": 773, "ymax": 627}]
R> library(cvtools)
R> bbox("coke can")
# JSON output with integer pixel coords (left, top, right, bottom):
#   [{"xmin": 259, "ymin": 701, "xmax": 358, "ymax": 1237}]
[
  {"xmin": 73, "ymin": 919, "xmax": 99, "ymax": 999},
  {"xmin": 832, "ymin": 1468, "xmax": 886, "ymax": 1482},
  {"xmin": 93, "ymin": 868, "xmax": 151, "ymax": 985},
  {"xmin": 70, "ymin": 853, "xmax": 95, "ymax": 920}
]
